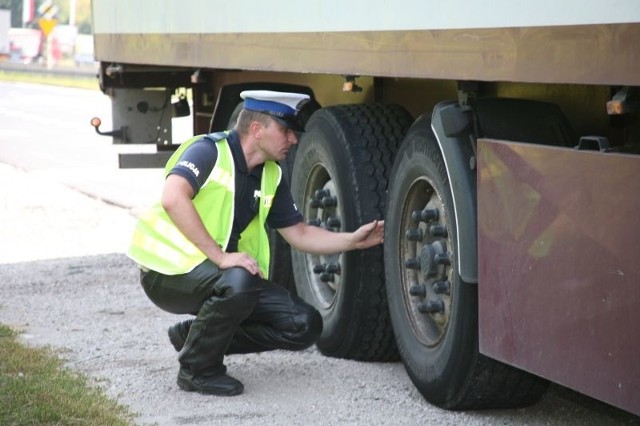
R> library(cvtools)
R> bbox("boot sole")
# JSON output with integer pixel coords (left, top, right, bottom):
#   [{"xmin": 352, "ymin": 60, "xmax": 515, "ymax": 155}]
[{"xmin": 177, "ymin": 377, "xmax": 244, "ymax": 396}]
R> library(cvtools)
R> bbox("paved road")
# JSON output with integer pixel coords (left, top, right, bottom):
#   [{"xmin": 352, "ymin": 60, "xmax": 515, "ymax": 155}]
[
  {"xmin": 0, "ymin": 80, "xmax": 190, "ymax": 211},
  {"xmin": 0, "ymin": 81, "xmax": 638, "ymax": 425}
]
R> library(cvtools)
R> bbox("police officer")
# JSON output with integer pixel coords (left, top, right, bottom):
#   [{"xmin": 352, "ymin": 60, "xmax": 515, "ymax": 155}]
[{"xmin": 128, "ymin": 90, "xmax": 384, "ymax": 396}]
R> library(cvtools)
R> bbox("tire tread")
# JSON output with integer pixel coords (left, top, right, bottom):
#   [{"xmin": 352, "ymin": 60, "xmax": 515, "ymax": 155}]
[{"xmin": 315, "ymin": 104, "xmax": 413, "ymax": 361}]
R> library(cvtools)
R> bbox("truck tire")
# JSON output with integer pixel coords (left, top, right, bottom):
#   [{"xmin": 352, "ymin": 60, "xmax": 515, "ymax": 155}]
[
  {"xmin": 384, "ymin": 113, "xmax": 549, "ymax": 409},
  {"xmin": 291, "ymin": 104, "xmax": 413, "ymax": 361}
]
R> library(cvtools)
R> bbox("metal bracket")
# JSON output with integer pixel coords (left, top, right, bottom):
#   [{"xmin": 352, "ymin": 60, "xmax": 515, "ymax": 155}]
[
  {"xmin": 457, "ymin": 81, "xmax": 479, "ymax": 108},
  {"xmin": 576, "ymin": 136, "xmax": 611, "ymax": 152}
]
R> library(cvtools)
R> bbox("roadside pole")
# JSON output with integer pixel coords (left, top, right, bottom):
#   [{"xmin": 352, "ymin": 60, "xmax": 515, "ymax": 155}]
[{"xmin": 37, "ymin": 18, "xmax": 57, "ymax": 69}]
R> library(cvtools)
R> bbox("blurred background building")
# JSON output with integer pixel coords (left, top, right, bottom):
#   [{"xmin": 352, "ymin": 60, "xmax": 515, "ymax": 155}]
[{"xmin": 0, "ymin": 0, "xmax": 94, "ymax": 67}]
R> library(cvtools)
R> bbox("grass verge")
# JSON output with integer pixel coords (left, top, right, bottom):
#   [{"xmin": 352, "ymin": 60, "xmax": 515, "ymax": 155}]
[
  {"xmin": 0, "ymin": 324, "xmax": 135, "ymax": 425},
  {"xmin": 0, "ymin": 67, "xmax": 135, "ymax": 425}
]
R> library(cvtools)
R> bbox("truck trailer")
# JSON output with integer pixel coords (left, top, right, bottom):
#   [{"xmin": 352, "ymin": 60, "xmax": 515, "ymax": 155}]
[{"xmin": 91, "ymin": 0, "xmax": 640, "ymax": 415}]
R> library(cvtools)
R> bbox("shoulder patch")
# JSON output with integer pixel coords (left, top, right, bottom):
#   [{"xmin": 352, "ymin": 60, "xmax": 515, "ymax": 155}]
[{"xmin": 176, "ymin": 160, "xmax": 200, "ymax": 177}]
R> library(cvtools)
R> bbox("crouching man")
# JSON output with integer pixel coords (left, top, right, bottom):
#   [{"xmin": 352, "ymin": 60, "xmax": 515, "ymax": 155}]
[{"xmin": 128, "ymin": 90, "xmax": 384, "ymax": 396}]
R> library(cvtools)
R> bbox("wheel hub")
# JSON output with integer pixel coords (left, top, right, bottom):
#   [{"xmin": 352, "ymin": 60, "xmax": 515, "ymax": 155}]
[
  {"xmin": 304, "ymin": 166, "xmax": 343, "ymax": 308},
  {"xmin": 400, "ymin": 178, "xmax": 453, "ymax": 346}
]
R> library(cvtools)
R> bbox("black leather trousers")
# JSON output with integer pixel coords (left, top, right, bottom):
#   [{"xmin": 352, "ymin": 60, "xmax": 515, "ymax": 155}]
[{"xmin": 140, "ymin": 261, "xmax": 323, "ymax": 375}]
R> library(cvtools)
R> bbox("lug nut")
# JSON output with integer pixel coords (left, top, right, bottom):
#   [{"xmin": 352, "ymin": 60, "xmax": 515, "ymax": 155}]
[
  {"xmin": 434, "ymin": 253, "xmax": 451, "ymax": 266},
  {"xmin": 326, "ymin": 263, "xmax": 341, "ymax": 274},
  {"xmin": 315, "ymin": 189, "xmax": 329, "ymax": 199},
  {"xmin": 432, "ymin": 280, "xmax": 451, "ymax": 295},
  {"xmin": 326, "ymin": 216, "xmax": 341, "ymax": 228},
  {"xmin": 409, "ymin": 283, "xmax": 426, "ymax": 297},
  {"xmin": 313, "ymin": 264, "xmax": 326, "ymax": 274},
  {"xmin": 320, "ymin": 272, "xmax": 334, "ymax": 282},
  {"xmin": 428, "ymin": 224, "xmax": 447, "ymax": 238},
  {"xmin": 404, "ymin": 257, "xmax": 421, "ymax": 270},
  {"xmin": 411, "ymin": 209, "xmax": 439, "ymax": 224},
  {"xmin": 322, "ymin": 196, "xmax": 337, "ymax": 208},
  {"xmin": 405, "ymin": 228, "xmax": 424, "ymax": 242},
  {"xmin": 417, "ymin": 299, "xmax": 445, "ymax": 314}
]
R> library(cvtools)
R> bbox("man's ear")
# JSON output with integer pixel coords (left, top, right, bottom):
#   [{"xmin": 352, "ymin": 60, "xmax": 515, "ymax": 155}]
[{"xmin": 249, "ymin": 121, "xmax": 263, "ymax": 139}]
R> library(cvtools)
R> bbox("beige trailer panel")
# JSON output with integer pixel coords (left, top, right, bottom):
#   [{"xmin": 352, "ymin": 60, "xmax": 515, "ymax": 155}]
[{"xmin": 95, "ymin": 23, "xmax": 640, "ymax": 86}]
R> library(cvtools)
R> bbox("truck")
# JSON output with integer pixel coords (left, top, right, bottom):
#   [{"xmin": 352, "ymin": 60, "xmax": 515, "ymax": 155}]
[{"xmin": 90, "ymin": 0, "xmax": 640, "ymax": 415}]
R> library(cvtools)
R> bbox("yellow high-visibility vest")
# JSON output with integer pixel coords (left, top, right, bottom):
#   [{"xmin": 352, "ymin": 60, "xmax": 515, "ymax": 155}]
[{"xmin": 128, "ymin": 133, "xmax": 281, "ymax": 276}]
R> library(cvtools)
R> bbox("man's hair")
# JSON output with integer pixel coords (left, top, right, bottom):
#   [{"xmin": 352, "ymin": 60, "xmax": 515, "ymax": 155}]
[{"xmin": 234, "ymin": 109, "xmax": 273, "ymax": 135}]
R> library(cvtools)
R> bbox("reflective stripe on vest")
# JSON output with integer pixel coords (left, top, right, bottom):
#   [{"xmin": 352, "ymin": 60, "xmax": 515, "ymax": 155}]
[{"xmin": 127, "ymin": 133, "xmax": 281, "ymax": 276}]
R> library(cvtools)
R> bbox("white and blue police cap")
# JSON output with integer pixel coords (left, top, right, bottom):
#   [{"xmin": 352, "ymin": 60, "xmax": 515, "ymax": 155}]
[{"xmin": 240, "ymin": 90, "xmax": 310, "ymax": 131}]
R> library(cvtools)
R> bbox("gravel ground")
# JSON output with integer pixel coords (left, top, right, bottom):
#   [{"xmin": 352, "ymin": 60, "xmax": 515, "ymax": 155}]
[{"xmin": 0, "ymin": 162, "xmax": 638, "ymax": 426}]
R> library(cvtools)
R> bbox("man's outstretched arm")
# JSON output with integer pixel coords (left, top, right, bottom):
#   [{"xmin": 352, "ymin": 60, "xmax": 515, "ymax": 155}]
[{"xmin": 278, "ymin": 219, "xmax": 384, "ymax": 255}]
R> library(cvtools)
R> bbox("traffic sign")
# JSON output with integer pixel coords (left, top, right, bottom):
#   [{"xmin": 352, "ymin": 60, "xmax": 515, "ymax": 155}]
[
  {"xmin": 38, "ymin": 0, "xmax": 59, "ymax": 19},
  {"xmin": 38, "ymin": 18, "xmax": 58, "ymax": 37}
]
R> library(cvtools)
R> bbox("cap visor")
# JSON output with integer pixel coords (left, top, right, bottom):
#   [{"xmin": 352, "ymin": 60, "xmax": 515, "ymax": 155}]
[{"xmin": 268, "ymin": 115, "xmax": 303, "ymax": 132}]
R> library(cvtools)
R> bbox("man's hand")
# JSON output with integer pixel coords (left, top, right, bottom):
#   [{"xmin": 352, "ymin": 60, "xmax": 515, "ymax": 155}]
[
  {"xmin": 216, "ymin": 252, "xmax": 263, "ymax": 277},
  {"xmin": 351, "ymin": 220, "xmax": 384, "ymax": 250}
]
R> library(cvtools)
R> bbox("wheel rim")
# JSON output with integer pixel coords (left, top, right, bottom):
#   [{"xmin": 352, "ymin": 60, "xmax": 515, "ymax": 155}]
[
  {"xmin": 399, "ymin": 176, "xmax": 453, "ymax": 347},
  {"xmin": 303, "ymin": 163, "xmax": 344, "ymax": 309}
]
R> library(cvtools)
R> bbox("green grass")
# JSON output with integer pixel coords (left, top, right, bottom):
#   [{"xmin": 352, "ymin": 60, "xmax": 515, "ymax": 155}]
[
  {"xmin": 0, "ymin": 69, "xmax": 100, "ymax": 90},
  {"xmin": 0, "ymin": 324, "xmax": 135, "ymax": 426}
]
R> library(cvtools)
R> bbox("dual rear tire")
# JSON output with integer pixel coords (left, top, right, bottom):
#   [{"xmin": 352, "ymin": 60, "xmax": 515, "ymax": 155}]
[{"xmin": 287, "ymin": 101, "xmax": 548, "ymax": 409}]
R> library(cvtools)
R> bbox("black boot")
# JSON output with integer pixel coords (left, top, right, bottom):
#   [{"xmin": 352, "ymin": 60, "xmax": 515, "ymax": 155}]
[
  {"xmin": 177, "ymin": 268, "xmax": 259, "ymax": 396},
  {"xmin": 177, "ymin": 365, "xmax": 243, "ymax": 396}
]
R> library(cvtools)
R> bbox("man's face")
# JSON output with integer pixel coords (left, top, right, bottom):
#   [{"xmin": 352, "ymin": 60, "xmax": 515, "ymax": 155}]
[{"xmin": 258, "ymin": 119, "xmax": 298, "ymax": 161}]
